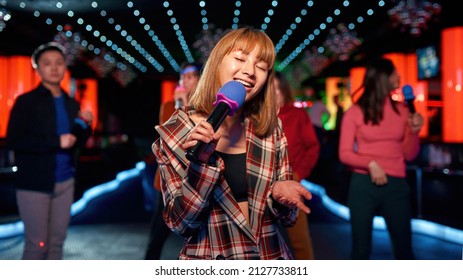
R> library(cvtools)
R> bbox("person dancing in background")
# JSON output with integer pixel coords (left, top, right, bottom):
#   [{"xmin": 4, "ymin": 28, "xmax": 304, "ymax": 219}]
[
  {"xmin": 152, "ymin": 26, "xmax": 312, "ymax": 260},
  {"xmin": 339, "ymin": 57, "xmax": 424, "ymax": 259},
  {"xmin": 159, "ymin": 62, "xmax": 202, "ymax": 122},
  {"xmin": 6, "ymin": 42, "xmax": 93, "ymax": 259},
  {"xmin": 274, "ymin": 71, "xmax": 319, "ymax": 259},
  {"xmin": 306, "ymin": 84, "xmax": 330, "ymax": 145},
  {"xmin": 144, "ymin": 62, "xmax": 201, "ymax": 260}
]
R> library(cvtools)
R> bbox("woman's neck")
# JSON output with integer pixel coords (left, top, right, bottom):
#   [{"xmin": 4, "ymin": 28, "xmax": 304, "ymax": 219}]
[
  {"xmin": 221, "ymin": 112, "xmax": 242, "ymax": 129},
  {"xmin": 216, "ymin": 113, "xmax": 246, "ymax": 153}
]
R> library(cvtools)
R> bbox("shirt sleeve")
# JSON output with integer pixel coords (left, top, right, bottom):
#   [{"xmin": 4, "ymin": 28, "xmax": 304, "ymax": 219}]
[
  {"xmin": 6, "ymin": 96, "xmax": 60, "ymax": 153},
  {"xmin": 267, "ymin": 121, "xmax": 298, "ymax": 227},
  {"xmin": 153, "ymin": 138, "xmax": 223, "ymax": 237}
]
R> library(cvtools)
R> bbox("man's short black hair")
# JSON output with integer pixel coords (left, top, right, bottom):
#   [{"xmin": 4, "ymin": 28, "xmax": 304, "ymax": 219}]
[{"xmin": 31, "ymin": 42, "xmax": 66, "ymax": 69}]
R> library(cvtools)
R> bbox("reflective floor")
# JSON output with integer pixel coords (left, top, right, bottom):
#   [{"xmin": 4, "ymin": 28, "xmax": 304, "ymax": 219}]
[{"xmin": 0, "ymin": 171, "xmax": 461, "ymax": 260}]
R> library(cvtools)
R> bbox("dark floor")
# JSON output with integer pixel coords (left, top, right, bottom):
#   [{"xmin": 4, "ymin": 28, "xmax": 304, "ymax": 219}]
[{"xmin": 0, "ymin": 168, "xmax": 461, "ymax": 261}]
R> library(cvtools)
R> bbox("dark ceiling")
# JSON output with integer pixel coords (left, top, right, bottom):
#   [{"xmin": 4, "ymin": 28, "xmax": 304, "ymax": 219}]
[{"xmin": 0, "ymin": 0, "xmax": 457, "ymax": 81}]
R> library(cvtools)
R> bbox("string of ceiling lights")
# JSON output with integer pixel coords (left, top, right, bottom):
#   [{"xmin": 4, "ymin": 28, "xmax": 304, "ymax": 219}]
[
  {"xmin": 259, "ymin": 0, "xmax": 278, "ymax": 31},
  {"xmin": 162, "ymin": 1, "xmax": 194, "ymax": 64},
  {"xmin": 3, "ymin": 0, "xmax": 438, "ymax": 79},
  {"xmin": 0, "ymin": 0, "xmax": 11, "ymax": 32},
  {"xmin": 71, "ymin": 12, "xmax": 147, "ymax": 73},
  {"xmin": 277, "ymin": 0, "xmax": 388, "ymax": 71},
  {"xmin": 136, "ymin": 0, "xmax": 388, "ymax": 73},
  {"xmin": 126, "ymin": 1, "xmax": 179, "ymax": 72},
  {"xmin": 91, "ymin": 5, "xmax": 163, "ymax": 72},
  {"xmin": 273, "ymin": 1, "xmax": 313, "ymax": 55},
  {"xmin": 230, "ymin": 0, "xmax": 241, "ymax": 30},
  {"xmin": 198, "ymin": 0, "xmax": 209, "ymax": 31},
  {"xmin": 8, "ymin": 0, "xmax": 148, "ymax": 76},
  {"xmin": 6, "ymin": 0, "xmax": 200, "ymax": 75}
]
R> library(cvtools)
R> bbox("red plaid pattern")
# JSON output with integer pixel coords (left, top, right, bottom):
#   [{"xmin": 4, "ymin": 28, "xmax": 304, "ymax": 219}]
[{"xmin": 152, "ymin": 108, "xmax": 297, "ymax": 260}]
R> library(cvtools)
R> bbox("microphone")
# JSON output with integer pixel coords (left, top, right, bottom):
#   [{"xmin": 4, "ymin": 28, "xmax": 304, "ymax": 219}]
[
  {"xmin": 174, "ymin": 98, "xmax": 184, "ymax": 109},
  {"xmin": 185, "ymin": 81, "xmax": 246, "ymax": 162},
  {"xmin": 174, "ymin": 85, "xmax": 186, "ymax": 109},
  {"xmin": 71, "ymin": 116, "xmax": 90, "ymax": 136},
  {"xmin": 402, "ymin": 84, "xmax": 416, "ymax": 114}
]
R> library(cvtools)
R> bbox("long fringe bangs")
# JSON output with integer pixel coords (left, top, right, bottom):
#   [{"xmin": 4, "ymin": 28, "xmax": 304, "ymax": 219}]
[{"xmin": 226, "ymin": 29, "xmax": 275, "ymax": 70}]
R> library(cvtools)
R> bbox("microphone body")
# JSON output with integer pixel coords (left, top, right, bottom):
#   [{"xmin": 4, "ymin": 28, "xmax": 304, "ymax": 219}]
[
  {"xmin": 71, "ymin": 116, "xmax": 90, "ymax": 136},
  {"xmin": 402, "ymin": 84, "xmax": 416, "ymax": 114},
  {"xmin": 185, "ymin": 81, "xmax": 246, "ymax": 162},
  {"xmin": 174, "ymin": 98, "xmax": 184, "ymax": 109},
  {"xmin": 174, "ymin": 85, "xmax": 186, "ymax": 109}
]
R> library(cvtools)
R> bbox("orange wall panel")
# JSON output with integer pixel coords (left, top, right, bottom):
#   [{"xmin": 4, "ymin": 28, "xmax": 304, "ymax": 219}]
[
  {"xmin": 349, "ymin": 67, "xmax": 365, "ymax": 103},
  {"xmin": 0, "ymin": 57, "xmax": 8, "ymax": 137},
  {"xmin": 161, "ymin": 80, "xmax": 177, "ymax": 104},
  {"xmin": 1, "ymin": 56, "xmax": 36, "ymax": 138},
  {"xmin": 441, "ymin": 27, "xmax": 463, "ymax": 142},
  {"xmin": 77, "ymin": 79, "xmax": 98, "ymax": 130}
]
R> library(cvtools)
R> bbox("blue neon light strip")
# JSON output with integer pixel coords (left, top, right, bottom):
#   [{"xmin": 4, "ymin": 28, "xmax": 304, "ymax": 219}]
[
  {"xmin": 71, "ymin": 161, "xmax": 146, "ymax": 216},
  {"xmin": 0, "ymin": 221, "xmax": 24, "ymax": 239},
  {"xmin": 1, "ymin": 163, "xmax": 461, "ymax": 246},
  {"xmin": 0, "ymin": 161, "xmax": 146, "ymax": 239},
  {"xmin": 301, "ymin": 179, "xmax": 463, "ymax": 245}
]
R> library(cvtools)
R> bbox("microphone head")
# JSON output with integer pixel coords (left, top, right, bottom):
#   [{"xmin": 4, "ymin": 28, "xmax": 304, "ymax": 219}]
[
  {"xmin": 402, "ymin": 84, "xmax": 415, "ymax": 101},
  {"xmin": 213, "ymin": 81, "xmax": 246, "ymax": 116}
]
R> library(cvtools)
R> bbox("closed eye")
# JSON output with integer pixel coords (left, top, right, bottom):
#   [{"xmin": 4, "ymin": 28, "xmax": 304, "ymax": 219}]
[{"xmin": 256, "ymin": 64, "xmax": 268, "ymax": 71}]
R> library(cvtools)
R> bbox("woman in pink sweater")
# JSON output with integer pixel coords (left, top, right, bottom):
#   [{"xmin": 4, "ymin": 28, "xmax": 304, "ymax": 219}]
[{"xmin": 339, "ymin": 58, "xmax": 423, "ymax": 259}]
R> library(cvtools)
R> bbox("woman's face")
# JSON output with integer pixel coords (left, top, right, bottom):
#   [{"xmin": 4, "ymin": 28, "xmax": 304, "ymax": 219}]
[
  {"xmin": 219, "ymin": 46, "xmax": 269, "ymax": 102},
  {"xmin": 36, "ymin": 50, "xmax": 66, "ymax": 86}
]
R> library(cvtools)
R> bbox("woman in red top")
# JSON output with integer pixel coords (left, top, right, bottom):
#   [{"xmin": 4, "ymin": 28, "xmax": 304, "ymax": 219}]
[
  {"xmin": 339, "ymin": 58, "xmax": 424, "ymax": 259},
  {"xmin": 274, "ymin": 71, "xmax": 319, "ymax": 259}
]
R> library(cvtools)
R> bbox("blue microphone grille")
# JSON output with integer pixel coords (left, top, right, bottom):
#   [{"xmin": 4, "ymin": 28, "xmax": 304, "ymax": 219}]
[
  {"xmin": 218, "ymin": 81, "xmax": 246, "ymax": 108},
  {"xmin": 402, "ymin": 85, "xmax": 415, "ymax": 101}
]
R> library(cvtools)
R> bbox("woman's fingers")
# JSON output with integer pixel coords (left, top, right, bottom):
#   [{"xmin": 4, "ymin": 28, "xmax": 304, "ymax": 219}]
[
  {"xmin": 299, "ymin": 186, "xmax": 313, "ymax": 201},
  {"xmin": 181, "ymin": 139, "xmax": 198, "ymax": 150},
  {"xmin": 184, "ymin": 120, "xmax": 214, "ymax": 148},
  {"xmin": 273, "ymin": 182, "xmax": 312, "ymax": 214},
  {"xmin": 296, "ymin": 202, "xmax": 311, "ymax": 214},
  {"xmin": 373, "ymin": 175, "xmax": 388, "ymax": 185},
  {"xmin": 295, "ymin": 186, "xmax": 312, "ymax": 214},
  {"xmin": 182, "ymin": 121, "xmax": 221, "ymax": 163}
]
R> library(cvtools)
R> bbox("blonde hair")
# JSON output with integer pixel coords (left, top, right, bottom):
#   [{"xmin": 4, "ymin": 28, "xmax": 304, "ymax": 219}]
[{"xmin": 188, "ymin": 26, "xmax": 277, "ymax": 137}]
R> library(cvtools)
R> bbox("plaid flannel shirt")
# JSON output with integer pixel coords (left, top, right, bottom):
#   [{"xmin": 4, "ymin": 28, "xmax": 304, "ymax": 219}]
[{"xmin": 152, "ymin": 108, "xmax": 298, "ymax": 260}]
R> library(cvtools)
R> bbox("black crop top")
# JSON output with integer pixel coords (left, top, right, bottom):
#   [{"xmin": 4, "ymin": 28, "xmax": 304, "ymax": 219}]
[{"xmin": 216, "ymin": 151, "xmax": 247, "ymax": 202}]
